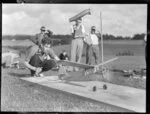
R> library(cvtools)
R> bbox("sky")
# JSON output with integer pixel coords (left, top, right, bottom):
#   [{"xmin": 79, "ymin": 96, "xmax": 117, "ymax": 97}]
[{"xmin": 2, "ymin": 4, "xmax": 147, "ymax": 37}]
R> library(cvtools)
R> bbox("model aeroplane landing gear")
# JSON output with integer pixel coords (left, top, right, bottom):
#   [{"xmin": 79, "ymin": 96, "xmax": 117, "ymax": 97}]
[
  {"xmin": 92, "ymin": 86, "xmax": 97, "ymax": 92},
  {"xmin": 103, "ymin": 84, "xmax": 107, "ymax": 90},
  {"xmin": 92, "ymin": 67, "xmax": 108, "ymax": 92},
  {"xmin": 92, "ymin": 84, "xmax": 107, "ymax": 92}
]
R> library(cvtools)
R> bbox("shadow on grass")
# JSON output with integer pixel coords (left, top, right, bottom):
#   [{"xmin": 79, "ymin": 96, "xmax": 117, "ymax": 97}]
[{"xmin": 8, "ymin": 72, "xmax": 31, "ymax": 78}]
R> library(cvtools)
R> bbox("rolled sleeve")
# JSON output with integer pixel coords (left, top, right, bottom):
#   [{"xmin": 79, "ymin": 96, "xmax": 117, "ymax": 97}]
[
  {"xmin": 81, "ymin": 25, "xmax": 85, "ymax": 34},
  {"xmin": 25, "ymin": 45, "xmax": 38, "ymax": 62}
]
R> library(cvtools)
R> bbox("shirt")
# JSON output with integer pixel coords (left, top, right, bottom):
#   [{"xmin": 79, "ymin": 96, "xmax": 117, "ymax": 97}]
[
  {"xmin": 71, "ymin": 24, "xmax": 85, "ymax": 38},
  {"xmin": 84, "ymin": 33, "xmax": 99, "ymax": 45},
  {"xmin": 35, "ymin": 33, "xmax": 46, "ymax": 45},
  {"xmin": 25, "ymin": 45, "xmax": 57, "ymax": 62},
  {"xmin": 90, "ymin": 34, "xmax": 99, "ymax": 45},
  {"xmin": 84, "ymin": 34, "xmax": 92, "ymax": 45}
]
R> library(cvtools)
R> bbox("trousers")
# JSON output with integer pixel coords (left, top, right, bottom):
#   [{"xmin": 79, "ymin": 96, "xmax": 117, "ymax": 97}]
[
  {"xmin": 29, "ymin": 54, "xmax": 56, "ymax": 76},
  {"xmin": 70, "ymin": 38, "xmax": 84, "ymax": 63},
  {"xmin": 86, "ymin": 44, "xmax": 100, "ymax": 65}
]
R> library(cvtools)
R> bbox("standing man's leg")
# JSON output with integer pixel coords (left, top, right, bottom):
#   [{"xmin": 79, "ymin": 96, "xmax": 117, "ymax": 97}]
[
  {"xmin": 145, "ymin": 44, "xmax": 147, "ymax": 67},
  {"xmin": 76, "ymin": 38, "xmax": 84, "ymax": 63},
  {"xmin": 70, "ymin": 39, "xmax": 78, "ymax": 71},
  {"xmin": 86, "ymin": 44, "xmax": 90, "ymax": 64},
  {"xmin": 87, "ymin": 45, "xmax": 93, "ymax": 65},
  {"xmin": 73, "ymin": 38, "xmax": 83, "ymax": 71},
  {"xmin": 93, "ymin": 45, "xmax": 100, "ymax": 65},
  {"xmin": 71, "ymin": 39, "xmax": 77, "ymax": 62}
]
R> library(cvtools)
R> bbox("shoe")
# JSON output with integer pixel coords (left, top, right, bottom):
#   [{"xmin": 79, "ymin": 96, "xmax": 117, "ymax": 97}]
[
  {"xmin": 33, "ymin": 75, "xmax": 37, "ymax": 77},
  {"xmin": 34, "ymin": 73, "xmax": 44, "ymax": 77},
  {"xmin": 39, "ymin": 73, "xmax": 44, "ymax": 77}
]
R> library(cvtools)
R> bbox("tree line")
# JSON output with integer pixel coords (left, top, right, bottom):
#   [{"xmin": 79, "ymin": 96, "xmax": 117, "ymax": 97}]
[{"xmin": 2, "ymin": 33, "xmax": 146, "ymax": 45}]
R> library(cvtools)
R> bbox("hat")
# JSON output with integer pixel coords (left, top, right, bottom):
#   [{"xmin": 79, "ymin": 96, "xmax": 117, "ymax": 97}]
[
  {"xmin": 91, "ymin": 26, "xmax": 96, "ymax": 30},
  {"xmin": 76, "ymin": 18, "xmax": 82, "ymax": 23},
  {"xmin": 40, "ymin": 26, "xmax": 46, "ymax": 31}
]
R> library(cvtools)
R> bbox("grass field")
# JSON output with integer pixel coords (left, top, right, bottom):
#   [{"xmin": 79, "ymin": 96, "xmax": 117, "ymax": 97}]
[
  {"xmin": 1, "ymin": 39, "xmax": 146, "ymax": 111},
  {"xmin": 2, "ymin": 39, "xmax": 146, "ymax": 83},
  {"xmin": 2, "ymin": 68, "xmax": 132, "ymax": 112}
]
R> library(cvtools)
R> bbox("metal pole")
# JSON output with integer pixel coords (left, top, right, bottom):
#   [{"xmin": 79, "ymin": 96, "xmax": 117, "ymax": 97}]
[{"xmin": 100, "ymin": 12, "xmax": 104, "ymax": 77}]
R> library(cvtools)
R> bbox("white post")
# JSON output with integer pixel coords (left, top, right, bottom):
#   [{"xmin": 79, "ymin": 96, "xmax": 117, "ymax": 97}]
[{"xmin": 100, "ymin": 12, "xmax": 104, "ymax": 76}]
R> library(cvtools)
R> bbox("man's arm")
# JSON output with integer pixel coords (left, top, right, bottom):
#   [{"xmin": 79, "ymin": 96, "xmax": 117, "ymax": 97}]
[
  {"xmin": 48, "ymin": 48, "xmax": 60, "ymax": 61},
  {"xmin": 24, "ymin": 46, "xmax": 39, "ymax": 71},
  {"xmin": 54, "ymin": 56, "xmax": 60, "ymax": 61},
  {"xmin": 81, "ymin": 25, "xmax": 85, "ymax": 34},
  {"xmin": 70, "ymin": 25, "xmax": 76, "ymax": 37},
  {"xmin": 24, "ymin": 61, "xmax": 37, "ymax": 71}
]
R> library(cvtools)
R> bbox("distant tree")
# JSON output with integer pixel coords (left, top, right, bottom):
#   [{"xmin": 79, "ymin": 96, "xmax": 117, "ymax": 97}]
[
  {"xmin": 124, "ymin": 36, "xmax": 131, "ymax": 40},
  {"xmin": 116, "ymin": 36, "xmax": 123, "ymax": 40},
  {"xmin": 132, "ymin": 33, "xmax": 145, "ymax": 40}
]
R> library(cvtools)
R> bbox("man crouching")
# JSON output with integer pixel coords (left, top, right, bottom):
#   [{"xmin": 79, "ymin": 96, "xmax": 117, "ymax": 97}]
[{"xmin": 24, "ymin": 37, "xmax": 60, "ymax": 77}]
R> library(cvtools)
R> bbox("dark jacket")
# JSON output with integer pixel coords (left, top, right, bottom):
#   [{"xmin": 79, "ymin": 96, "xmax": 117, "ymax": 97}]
[{"xmin": 59, "ymin": 53, "xmax": 69, "ymax": 60}]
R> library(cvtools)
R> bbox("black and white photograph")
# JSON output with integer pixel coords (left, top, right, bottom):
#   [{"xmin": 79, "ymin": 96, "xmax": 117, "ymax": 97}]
[{"xmin": 1, "ymin": 4, "xmax": 147, "ymax": 112}]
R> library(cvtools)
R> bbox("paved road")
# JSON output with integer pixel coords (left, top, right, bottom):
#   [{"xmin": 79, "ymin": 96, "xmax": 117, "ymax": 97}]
[{"xmin": 1, "ymin": 68, "xmax": 131, "ymax": 112}]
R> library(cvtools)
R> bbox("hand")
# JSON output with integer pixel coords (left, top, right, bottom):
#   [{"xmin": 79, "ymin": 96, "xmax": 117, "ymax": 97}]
[
  {"xmin": 94, "ymin": 66, "xmax": 99, "ymax": 73},
  {"xmin": 35, "ymin": 67, "xmax": 42, "ymax": 76}
]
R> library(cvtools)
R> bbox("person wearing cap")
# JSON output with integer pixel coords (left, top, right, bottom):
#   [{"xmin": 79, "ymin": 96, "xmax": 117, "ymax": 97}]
[
  {"xmin": 35, "ymin": 26, "xmax": 46, "ymax": 46},
  {"xmin": 70, "ymin": 18, "xmax": 85, "ymax": 71},
  {"xmin": 84, "ymin": 26, "xmax": 101, "ymax": 65}
]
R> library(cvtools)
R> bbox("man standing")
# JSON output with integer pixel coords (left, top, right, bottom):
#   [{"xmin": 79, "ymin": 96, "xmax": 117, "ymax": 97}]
[
  {"xmin": 84, "ymin": 26, "xmax": 100, "ymax": 65},
  {"xmin": 70, "ymin": 18, "xmax": 85, "ymax": 71},
  {"xmin": 35, "ymin": 26, "xmax": 46, "ymax": 46}
]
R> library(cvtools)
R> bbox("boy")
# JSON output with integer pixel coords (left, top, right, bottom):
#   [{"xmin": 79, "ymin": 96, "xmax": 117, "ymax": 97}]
[{"xmin": 35, "ymin": 26, "xmax": 46, "ymax": 46}]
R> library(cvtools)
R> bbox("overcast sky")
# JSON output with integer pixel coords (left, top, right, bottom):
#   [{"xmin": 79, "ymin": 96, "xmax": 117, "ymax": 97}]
[{"xmin": 2, "ymin": 4, "xmax": 147, "ymax": 37}]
